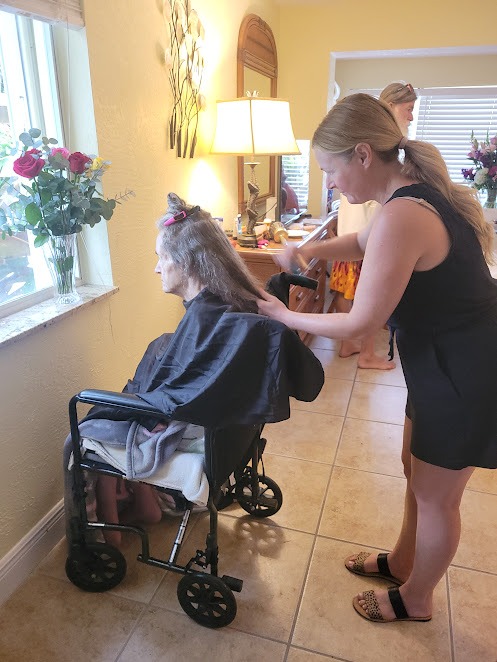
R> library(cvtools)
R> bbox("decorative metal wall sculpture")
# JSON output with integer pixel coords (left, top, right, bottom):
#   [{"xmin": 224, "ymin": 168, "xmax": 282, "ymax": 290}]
[{"xmin": 163, "ymin": 0, "xmax": 205, "ymax": 158}]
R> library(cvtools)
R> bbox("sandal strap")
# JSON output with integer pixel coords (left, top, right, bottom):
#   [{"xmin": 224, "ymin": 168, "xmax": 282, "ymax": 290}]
[
  {"xmin": 387, "ymin": 587, "xmax": 409, "ymax": 619},
  {"xmin": 362, "ymin": 590, "xmax": 383, "ymax": 620},
  {"xmin": 377, "ymin": 552, "xmax": 392, "ymax": 578},
  {"xmin": 350, "ymin": 550, "xmax": 370, "ymax": 572}
]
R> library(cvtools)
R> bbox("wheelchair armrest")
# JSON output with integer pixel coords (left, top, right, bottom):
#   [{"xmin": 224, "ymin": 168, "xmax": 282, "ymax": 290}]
[
  {"xmin": 283, "ymin": 273, "xmax": 318, "ymax": 291},
  {"xmin": 71, "ymin": 389, "xmax": 164, "ymax": 417}
]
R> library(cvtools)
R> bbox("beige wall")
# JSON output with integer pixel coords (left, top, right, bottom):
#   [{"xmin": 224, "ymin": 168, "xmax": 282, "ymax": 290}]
[
  {"xmin": 0, "ymin": 0, "xmax": 495, "ymax": 561},
  {"xmin": 277, "ymin": 0, "xmax": 497, "ymax": 215},
  {"xmin": 0, "ymin": 0, "xmax": 277, "ymax": 559},
  {"xmin": 336, "ymin": 55, "xmax": 497, "ymax": 97}
]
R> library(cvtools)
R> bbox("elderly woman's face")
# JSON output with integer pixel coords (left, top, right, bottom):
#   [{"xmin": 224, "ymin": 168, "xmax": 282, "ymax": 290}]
[{"xmin": 155, "ymin": 234, "xmax": 185, "ymax": 297}]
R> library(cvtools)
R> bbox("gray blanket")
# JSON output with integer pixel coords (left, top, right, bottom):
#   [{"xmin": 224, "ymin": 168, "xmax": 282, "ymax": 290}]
[{"xmin": 76, "ymin": 418, "xmax": 188, "ymax": 479}]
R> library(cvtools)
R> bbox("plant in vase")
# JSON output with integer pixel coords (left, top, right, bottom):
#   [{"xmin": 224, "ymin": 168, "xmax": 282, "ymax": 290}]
[
  {"xmin": 0, "ymin": 128, "xmax": 133, "ymax": 304},
  {"xmin": 461, "ymin": 132, "xmax": 497, "ymax": 209}
]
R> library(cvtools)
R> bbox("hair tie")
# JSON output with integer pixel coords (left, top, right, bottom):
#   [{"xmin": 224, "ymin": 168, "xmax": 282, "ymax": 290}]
[
  {"xmin": 398, "ymin": 136, "xmax": 408, "ymax": 149},
  {"xmin": 163, "ymin": 205, "xmax": 200, "ymax": 227}
]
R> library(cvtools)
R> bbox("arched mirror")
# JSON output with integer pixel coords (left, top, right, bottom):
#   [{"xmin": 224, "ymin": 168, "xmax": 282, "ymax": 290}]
[{"xmin": 237, "ymin": 14, "xmax": 277, "ymax": 216}]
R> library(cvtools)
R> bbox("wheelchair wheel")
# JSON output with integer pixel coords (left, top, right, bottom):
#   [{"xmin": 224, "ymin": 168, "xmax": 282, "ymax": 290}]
[
  {"xmin": 235, "ymin": 473, "xmax": 283, "ymax": 518},
  {"xmin": 177, "ymin": 573, "xmax": 237, "ymax": 628},
  {"xmin": 65, "ymin": 542, "xmax": 127, "ymax": 592}
]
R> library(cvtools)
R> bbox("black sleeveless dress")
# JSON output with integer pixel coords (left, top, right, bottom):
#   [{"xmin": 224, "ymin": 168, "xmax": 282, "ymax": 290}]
[{"xmin": 386, "ymin": 184, "xmax": 497, "ymax": 469}]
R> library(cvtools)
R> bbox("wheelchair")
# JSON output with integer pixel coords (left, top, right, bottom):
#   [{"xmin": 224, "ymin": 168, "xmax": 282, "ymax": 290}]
[{"xmin": 64, "ymin": 272, "xmax": 318, "ymax": 628}]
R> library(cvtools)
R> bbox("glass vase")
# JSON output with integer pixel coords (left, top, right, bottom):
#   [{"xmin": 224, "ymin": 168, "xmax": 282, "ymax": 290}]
[
  {"xmin": 42, "ymin": 234, "xmax": 81, "ymax": 305},
  {"xmin": 484, "ymin": 187, "xmax": 497, "ymax": 209}
]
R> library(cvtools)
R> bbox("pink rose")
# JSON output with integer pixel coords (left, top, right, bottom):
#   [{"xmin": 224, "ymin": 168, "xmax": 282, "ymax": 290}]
[
  {"xmin": 12, "ymin": 149, "xmax": 46, "ymax": 179},
  {"xmin": 51, "ymin": 147, "xmax": 70, "ymax": 159},
  {"xmin": 68, "ymin": 151, "xmax": 91, "ymax": 174}
]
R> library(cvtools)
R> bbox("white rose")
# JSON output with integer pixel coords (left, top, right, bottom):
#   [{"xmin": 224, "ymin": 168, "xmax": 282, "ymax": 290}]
[{"xmin": 474, "ymin": 168, "xmax": 489, "ymax": 186}]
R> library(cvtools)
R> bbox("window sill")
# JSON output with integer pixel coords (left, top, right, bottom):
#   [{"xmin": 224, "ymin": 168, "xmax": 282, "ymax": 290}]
[{"xmin": 0, "ymin": 285, "xmax": 118, "ymax": 349}]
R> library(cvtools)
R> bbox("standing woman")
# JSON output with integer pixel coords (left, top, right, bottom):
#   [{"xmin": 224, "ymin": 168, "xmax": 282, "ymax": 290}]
[
  {"xmin": 258, "ymin": 93, "xmax": 497, "ymax": 622},
  {"xmin": 379, "ymin": 81, "xmax": 417, "ymax": 136},
  {"xmin": 328, "ymin": 82, "xmax": 418, "ymax": 369}
]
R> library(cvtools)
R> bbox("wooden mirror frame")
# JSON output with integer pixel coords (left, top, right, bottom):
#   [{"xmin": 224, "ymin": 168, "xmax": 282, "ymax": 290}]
[{"xmin": 237, "ymin": 14, "xmax": 278, "ymax": 215}]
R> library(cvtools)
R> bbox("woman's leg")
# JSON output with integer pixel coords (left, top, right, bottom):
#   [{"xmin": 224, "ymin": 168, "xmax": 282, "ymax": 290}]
[
  {"xmin": 356, "ymin": 450, "xmax": 474, "ymax": 620},
  {"xmin": 95, "ymin": 475, "xmax": 122, "ymax": 547},
  {"xmin": 333, "ymin": 293, "xmax": 361, "ymax": 357},
  {"xmin": 357, "ymin": 334, "xmax": 396, "ymax": 371},
  {"xmin": 120, "ymin": 482, "xmax": 162, "ymax": 525},
  {"xmin": 347, "ymin": 416, "xmax": 416, "ymax": 581}
]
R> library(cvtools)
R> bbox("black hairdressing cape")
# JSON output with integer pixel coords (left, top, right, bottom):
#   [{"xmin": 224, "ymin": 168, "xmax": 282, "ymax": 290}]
[{"xmin": 86, "ymin": 289, "xmax": 324, "ymax": 429}]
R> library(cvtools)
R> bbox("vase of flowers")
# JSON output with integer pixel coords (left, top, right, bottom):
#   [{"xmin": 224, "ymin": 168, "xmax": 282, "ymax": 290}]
[
  {"xmin": 462, "ymin": 132, "xmax": 497, "ymax": 209},
  {"xmin": 0, "ymin": 128, "xmax": 133, "ymax": 304}
]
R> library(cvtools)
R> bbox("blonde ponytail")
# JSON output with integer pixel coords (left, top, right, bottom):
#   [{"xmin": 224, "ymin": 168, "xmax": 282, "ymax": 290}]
[
  {"xmin": 402, "ymin": 141, "xmax": 495, "ymax": 264},
  {"xmin": 313, "ymin": 93, "xmax": 495, "ymax": 264}
]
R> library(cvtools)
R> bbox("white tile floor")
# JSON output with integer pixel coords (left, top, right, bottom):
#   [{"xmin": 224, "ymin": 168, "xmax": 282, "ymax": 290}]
[{"xmin": 0, "ymin": 331, "xmax": 496, "ymax": 661}]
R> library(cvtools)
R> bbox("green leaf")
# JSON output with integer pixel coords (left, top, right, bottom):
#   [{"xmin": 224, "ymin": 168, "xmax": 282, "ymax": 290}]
[
  {"xmin": 48, "ymin": 138, "xmax": 58, "ymax": 145},
  {"xmin": 29, "ymin": 128, "xmax": 42, "ymax": 139},
  {"xmin": 19, "ymin": 132, "xmax": 34, "ymax": 147},
  {"xmin": 40, "ymin": 188, "xmax": 52, "ymax": 205},
  {"xmin": 38, "ymin": 170, "xmax": 55, "ymax": 185},
  {"xmin": 34, "ymin": 234, "xmax": 49, "ymax": 248},
  {"xmin": 101, "ymin": 199, "xmax": 116, "ymax": 220},
  {"xmin": 63, "ymin": 256, "xmax": 74, "ymax": 271},
  {"xmin": 25, "ymin": 202, "xmax": 42, "ymax": 225}
]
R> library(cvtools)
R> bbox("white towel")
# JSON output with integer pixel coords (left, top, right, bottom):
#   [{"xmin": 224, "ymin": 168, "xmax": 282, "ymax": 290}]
[{"xmin": 81, "ymin": 437, "xmax": 209, "ymax": 506}]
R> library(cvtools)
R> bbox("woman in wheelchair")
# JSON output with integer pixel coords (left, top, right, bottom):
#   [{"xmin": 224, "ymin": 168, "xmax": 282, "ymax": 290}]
[{"xmin": 94, "ymin": 192, "xmax": 266, "ymax": 545}]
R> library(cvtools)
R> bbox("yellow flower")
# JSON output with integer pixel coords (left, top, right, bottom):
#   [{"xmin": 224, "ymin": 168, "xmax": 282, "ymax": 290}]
[{"xmin": 90, "ymin": 157, "xmax": 105, "ymax": 171}]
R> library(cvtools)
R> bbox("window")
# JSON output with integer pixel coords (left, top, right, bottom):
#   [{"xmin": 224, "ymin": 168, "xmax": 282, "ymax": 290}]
[
  {"xmin": 0, "ymin": 10, "xmax": 64, "ymax": 313},
  {"xmin": 347, "ymin": 85, "xmax": 497, "ymax": 194},
  {"xmin": 281, "ymin": 139, "xmax": 310, "ymax": 212},
  {"xmin": 413, "ymin": 88, "xmax": 497, "ymax": 183}
]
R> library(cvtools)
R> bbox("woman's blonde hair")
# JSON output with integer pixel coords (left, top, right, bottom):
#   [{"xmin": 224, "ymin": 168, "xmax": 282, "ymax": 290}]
[
  {"xmin": 157, "ymin": 193, "xmax": 262, "ymax": 311},
  {"xmin": 379, "ymin": 82, "xmax": 417, "ymax": 106},
  {"xmin": 312, "ymin": 93, "xmax": 494, "ymax": 263}
]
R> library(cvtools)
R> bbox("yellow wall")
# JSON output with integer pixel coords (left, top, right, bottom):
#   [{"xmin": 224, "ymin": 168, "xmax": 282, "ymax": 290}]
[
  {"xmin": 277, "ymin": 0, "xmax": 497, "ymax": 214},
  {"xmin": 0, "ymin": 0, "xmax": 495, "ymax": 561}
]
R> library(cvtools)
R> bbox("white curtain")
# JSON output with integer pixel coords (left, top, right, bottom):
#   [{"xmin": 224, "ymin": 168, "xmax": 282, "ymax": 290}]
[{"xmin": 0, "ymin": 0, "xmax": 84, "ymax": 28}]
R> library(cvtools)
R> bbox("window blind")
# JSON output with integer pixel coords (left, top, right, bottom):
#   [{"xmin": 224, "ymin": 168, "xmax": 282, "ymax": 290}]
[
  {"xmin": 414, "ymin": 88, "xmax": 497, "ymax": 183},
  {"xmin": 0, "ymin": 0, "xmax": 83, "ymax": 28},
  {"xmin": 282, "ymin": 140, "xmax": 310, "ymax": 210}
]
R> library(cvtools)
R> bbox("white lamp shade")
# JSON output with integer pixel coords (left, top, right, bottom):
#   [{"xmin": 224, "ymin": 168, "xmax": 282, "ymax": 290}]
[{"xmin": 211, "ymin": 97, "xmax": 301, "ymax": 156}]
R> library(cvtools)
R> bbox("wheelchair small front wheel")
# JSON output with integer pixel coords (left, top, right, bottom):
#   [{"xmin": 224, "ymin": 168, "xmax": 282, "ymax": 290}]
[
  {"xmin": 177, "ymin": 573, "xmax": 237, "ymax": 628},
  {"xmin": 235, "ymin": 474, "xmax": 283, "ymax": 518},
  {"xmin": 65, "ymin": 542, "xmax": 127, "ymax": 592}
]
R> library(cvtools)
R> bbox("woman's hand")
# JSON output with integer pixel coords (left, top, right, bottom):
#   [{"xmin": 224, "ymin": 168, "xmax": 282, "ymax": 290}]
[
  {"xmin": 273, "ymin": 242, "xmax": 301, "ymax": 272},
  {"xmin": 257, "ymin": 289, "xmax": 289, "ymax": 324}
]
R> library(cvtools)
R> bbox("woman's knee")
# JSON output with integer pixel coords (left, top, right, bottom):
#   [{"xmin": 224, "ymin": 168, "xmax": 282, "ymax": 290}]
[{"xmin": 410, "ymin": 462, "xmax": 471, "ymax": 511}]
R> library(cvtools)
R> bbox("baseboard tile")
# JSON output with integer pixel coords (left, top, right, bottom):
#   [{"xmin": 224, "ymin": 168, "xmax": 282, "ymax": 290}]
[{"xmin": 0, "ymin": 500, "xmax": 65, "ymax": 606}]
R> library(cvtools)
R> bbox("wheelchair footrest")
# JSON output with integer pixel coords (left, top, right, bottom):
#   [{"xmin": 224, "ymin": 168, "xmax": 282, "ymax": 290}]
[{"xmin": 221, "ymin": 575, "xmax": 243, "ymax": 592}]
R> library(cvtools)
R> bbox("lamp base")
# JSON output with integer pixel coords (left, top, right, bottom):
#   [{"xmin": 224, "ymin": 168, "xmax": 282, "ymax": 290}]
[{"xmin": 238, "ymin": 233, "xmax": 259, "ymax": 248}]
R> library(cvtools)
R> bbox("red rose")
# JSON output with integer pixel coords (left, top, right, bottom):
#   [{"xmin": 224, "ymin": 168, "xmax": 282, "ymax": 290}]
[
  {"xmin": 68, "ymin": 151, "xmax": 91, "ymax": 174},
  {"xmin": 13, "ymin": 149, "xmax": 45, "ymax": 179}
]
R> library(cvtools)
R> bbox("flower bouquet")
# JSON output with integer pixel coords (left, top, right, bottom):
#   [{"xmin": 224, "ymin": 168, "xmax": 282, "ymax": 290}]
[
  {"xmin": 0, "ymin": 128, "xmax": 133, "ymax": 303},
  {"xmin": 461, "ymin": 132, "xmax": 497, "ymax": 209}
]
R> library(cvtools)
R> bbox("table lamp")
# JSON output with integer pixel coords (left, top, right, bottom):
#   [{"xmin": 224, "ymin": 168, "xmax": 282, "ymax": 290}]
[{"xmin": 211, "ymin": 96, "xmax": 300, "ymax": 247}]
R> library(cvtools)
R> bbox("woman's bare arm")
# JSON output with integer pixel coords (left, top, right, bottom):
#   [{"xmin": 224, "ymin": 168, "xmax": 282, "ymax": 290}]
[{"xmin": 259, "ymin": 199, "xmax": 448, "ymax": 338}]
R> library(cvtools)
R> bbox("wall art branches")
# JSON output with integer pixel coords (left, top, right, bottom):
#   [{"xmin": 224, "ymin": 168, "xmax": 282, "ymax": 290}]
[{"xmin": 163, "ymin": 0, "xmax": 206, "ymax": 158}]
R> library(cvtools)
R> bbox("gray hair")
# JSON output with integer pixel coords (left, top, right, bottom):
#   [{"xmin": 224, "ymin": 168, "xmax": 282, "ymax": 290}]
[{"xmin": 157, "ymin": 193, "xmax": 262, "ymax": 311}]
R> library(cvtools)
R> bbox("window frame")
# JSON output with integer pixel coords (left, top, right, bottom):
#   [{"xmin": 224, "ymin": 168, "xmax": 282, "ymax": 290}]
[{"xmin": 0, "ymin": 10, "xmax": 77, "ymax": 319}]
